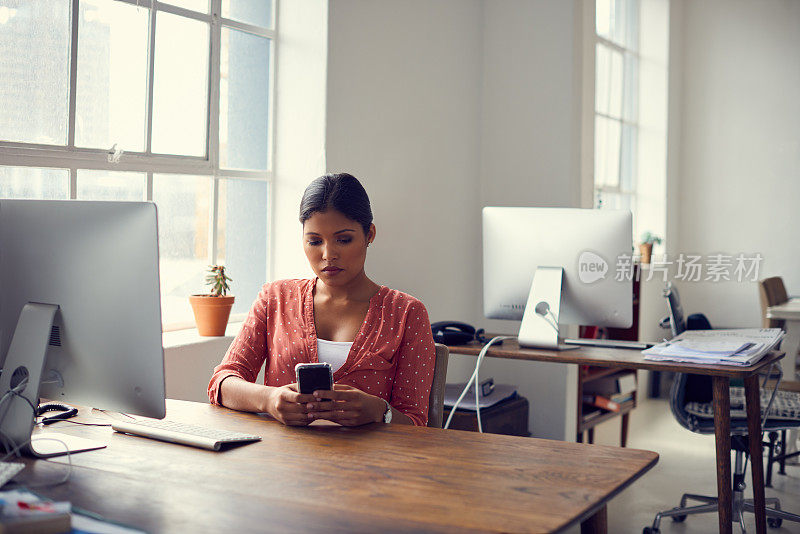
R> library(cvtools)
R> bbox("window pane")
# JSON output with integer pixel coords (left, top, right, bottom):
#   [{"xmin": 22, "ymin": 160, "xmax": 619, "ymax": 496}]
[
  {"xmin": 152, "ymin": 13, "xmax": 209, "ymax": 157},
  {"xmin": 220, "ymin": 29, "xmax": 270, "ymax": 171},
  {"xmin": 597, "ymin": 0, "xmax": 637, "ymax": 49},
  {"xmin": 594, "ymin": 116, "xmax": 621, "ymax": 188},
  {"xmin": 0, "ymin": 166, "xmax": 68, "ymax": 199},
  {"xmin": 622, "ymin": 51, "xmax": 638, "ymax": 123},
  {"xmin": 161, "ymin": 0, "xmax": 209, "ymax": 13},
  {"xmin": 76, "ymin": 0, "xmax": 149, "ymax": 152},
  {"xmin": 222, "ymin": 0, "xmax": 272, "ymax": 29},
  {"xmin": 153, "ymin": 174, "xmax": 211, "ymax": 325},
  {"xmin": 595, "ymin": 0, "xmax": 613, "ymax": 40},
  {"xmin": 620, "ymin": 124, "xmax": 637, "ymax": 192},
  {"xmin": 217, "ymin": 178, "xmax": 267, "ymax": 314},
  {"xmin": 77, "ymin": 170, "xmax": 145, "ymax": 201},
  {"xmin": 595, "ymin": 44, "xmax": 623, "ymax": 118},
  {"xmin": 0, "ymin": 0, "xmax": 70, "ymax": 145},
  {"xmin": 622, "ymin": 0, "xmax": 639, "ymax": 52}
]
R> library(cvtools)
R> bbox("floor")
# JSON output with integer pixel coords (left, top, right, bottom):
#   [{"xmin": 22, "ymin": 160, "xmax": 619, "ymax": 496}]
[{"xmin": 565, "ymin": 397, "xmax": 800, "ymax": 534}]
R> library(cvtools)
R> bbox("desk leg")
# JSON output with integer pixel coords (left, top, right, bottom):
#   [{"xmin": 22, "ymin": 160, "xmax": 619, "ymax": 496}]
[
  {"xmin": 712, "ymin": 376, "xmax": 732, "ymax": 534},
  {"xmin": 744, "ymin": 374, "xmax": 767, "ymax": 534},
  {"xmin": 580, "ymin": 504, "xmax": 607, "ymax": 534}
]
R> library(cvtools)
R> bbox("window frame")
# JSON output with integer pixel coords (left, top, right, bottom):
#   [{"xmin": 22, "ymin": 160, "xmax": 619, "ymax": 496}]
[
  {"xmin": 592, "ymin": 2, "xmax": 640, "ymax": 209},
  {"xmin": 0, "ymin": 0, "xmax": 277, "ymax": 329}
]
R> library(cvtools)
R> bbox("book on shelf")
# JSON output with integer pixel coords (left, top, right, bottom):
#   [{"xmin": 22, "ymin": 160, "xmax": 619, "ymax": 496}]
[
  {"xmin": 610, "ymin": 392, "xmax": 634, "ymax": 404},
  {"xmin": 582, "ymin": 394, "xmax": 620, "ymax": 412},
  {"xmin": 582, "ymin": 407, "xmax": 604, "ymax": 423}
]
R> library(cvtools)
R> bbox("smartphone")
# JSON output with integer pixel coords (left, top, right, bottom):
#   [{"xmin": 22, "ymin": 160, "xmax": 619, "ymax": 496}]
[{"xmin": 295, "ymin": 362, "xmax": 333, "ymax": 395}]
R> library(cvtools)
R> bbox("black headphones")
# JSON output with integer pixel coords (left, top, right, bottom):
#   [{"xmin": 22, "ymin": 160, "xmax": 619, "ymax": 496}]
[{"xmin": 35, "ymin": 403, "xmax": 78, "ymax": 425}]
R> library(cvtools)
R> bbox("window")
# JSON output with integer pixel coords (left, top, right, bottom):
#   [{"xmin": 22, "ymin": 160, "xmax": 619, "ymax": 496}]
[
  {"xmin": 0, "ymin": 0, "xmax": 275, "ymax": 328},
  {"xmin": 594, "ymin": 0, "xmax": 639, "ymax": 213},
  {"xmin": 591, "ymin": 0, "xmax": 669, "ymax": 248}
]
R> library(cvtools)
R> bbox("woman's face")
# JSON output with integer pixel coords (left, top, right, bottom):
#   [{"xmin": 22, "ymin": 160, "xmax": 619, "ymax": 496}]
[{"xmin": 303, "ymin": 209, "xmax": 375, "ymax": 287}]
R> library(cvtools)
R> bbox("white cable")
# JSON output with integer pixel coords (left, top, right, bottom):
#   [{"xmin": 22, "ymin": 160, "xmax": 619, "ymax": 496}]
[
  {"xmin": 444, "ymin": 336, "xmax": 515, "ymax": 432},
  {"xmin": 0, "ymin": 386, "xmax": 73, "ymax": 487}
]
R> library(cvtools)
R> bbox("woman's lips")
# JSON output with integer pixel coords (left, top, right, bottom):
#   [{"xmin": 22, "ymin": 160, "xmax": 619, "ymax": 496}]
[{"xmin": 322, "ymin": 266, "xmax": 342, "ymax": 274}]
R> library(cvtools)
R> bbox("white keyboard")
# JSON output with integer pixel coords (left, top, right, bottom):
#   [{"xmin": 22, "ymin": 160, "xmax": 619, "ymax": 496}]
[
  {"xmin": 564, "ymin": 338, "xmax": 654, "ymax": 350},
  {"xmin": 0, "ymin": 462, "xmax": 24, "ymax": 488},
  {"xmin": 112, "ymin": 418, "xmax": 261, "ymax": 451}
]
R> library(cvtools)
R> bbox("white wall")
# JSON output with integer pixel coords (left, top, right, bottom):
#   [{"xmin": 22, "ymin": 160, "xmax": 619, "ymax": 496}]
[
  {"xmin": 324, "ymin": 0, "xmax": 583, "ymax": 440},
  {"xmin": 479, "ymin": 0, "xmax": 581, "ymax": 210},
  {"xmin": 324, "ymin": 0, "xmax": 484, "ymax": 324},
  {"xmin": 675, "ymin": 0, "xmax": 800, "ymax": 327}
]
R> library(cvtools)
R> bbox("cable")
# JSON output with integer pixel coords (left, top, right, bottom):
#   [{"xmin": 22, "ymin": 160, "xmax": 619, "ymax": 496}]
[
  {"xmin": 444, "ymin": 336, "xmax": 515, "ymax": 432},
  {"xmin": 0, "ymin": 385, "xmax": 73, "ymax": 487},
  {"xmin": 534, "ymin": 301, "xmax": 560, "ymax": 334},
  {"xmin": 43, "ymin": 420, "xmax": 111, "ymax": 427}
]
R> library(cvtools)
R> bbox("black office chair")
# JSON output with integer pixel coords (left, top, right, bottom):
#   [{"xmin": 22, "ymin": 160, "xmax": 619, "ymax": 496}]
[{"xmin": 645, "ymin": 283, "xmax": 800, "ymax": 534}]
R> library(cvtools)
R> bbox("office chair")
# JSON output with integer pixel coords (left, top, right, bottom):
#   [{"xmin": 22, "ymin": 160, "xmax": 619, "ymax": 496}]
[
  {"xmin": 645, "ymin": 283, "xmax": 800, "ymax": 533},
  {"xmin": 427, "ymin": 344, "xmax": 450, "ymax": 428},
  {"xmin": 758, "ymin": 277, "xmax": 789, "ymax": 330}
]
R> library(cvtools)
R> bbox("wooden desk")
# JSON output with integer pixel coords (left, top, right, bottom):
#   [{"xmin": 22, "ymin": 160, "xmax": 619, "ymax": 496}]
[
  {"xmin": 26, "ymin": 400, "xmax": 657, "ymax": 533},
  {"xmin": 447, "ymin": 340, "xmax": 785, "ymax": 534}
]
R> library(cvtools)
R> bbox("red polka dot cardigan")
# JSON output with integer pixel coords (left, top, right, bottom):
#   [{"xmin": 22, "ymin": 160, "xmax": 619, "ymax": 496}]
[{"xmin": 208, "ymin": 278, "xmax": 437, "ymax": 426}]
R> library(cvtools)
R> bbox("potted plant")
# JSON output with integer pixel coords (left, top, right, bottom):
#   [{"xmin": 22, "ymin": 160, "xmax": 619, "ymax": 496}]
[
  {"xmin": 189, "ymin": 265, "xmax": 234, "ymax": 336},
  {"xmin": 639, "ymin": 232, "xmax": 662, "ymax": 264}
]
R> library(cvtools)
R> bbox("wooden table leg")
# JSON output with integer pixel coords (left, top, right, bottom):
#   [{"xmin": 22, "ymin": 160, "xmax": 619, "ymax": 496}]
[
  {"xmin": 744, "ymin": 374, "xmax": 767, "ymax": 534},
  {"xmin": 621, "ymin": 412, "xmax": 629, "ymax": 447},
  {"xmin": 580, "ymin": 504, "xmax": 607, "ymax": 534},
  {"xmin": 712, "ymin": 376, "xmax": 733, "ymax": 534}
]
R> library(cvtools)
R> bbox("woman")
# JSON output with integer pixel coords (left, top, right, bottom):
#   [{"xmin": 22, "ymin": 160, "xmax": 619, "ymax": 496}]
[{"xmin": 208, "ymin": 173, "xmax": 436, "ymax": 426}]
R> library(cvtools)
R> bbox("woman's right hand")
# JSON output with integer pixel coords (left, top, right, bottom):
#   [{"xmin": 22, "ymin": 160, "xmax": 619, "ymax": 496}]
[{"xmin": 264, "ymin": 383, "xmax": 316, "ymax": 426}]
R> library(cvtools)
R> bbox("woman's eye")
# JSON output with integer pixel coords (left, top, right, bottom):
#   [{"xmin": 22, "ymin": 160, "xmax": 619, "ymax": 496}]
[
  {"xmin": 307, "ymin": 240, "xmax": 321, "ymax": 246},
  {"xmin": 338, "ymin": 238, "xmax": 352, "ymax": 244}
]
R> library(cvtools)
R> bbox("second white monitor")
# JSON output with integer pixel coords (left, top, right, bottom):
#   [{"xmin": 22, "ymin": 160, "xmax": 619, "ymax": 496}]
[{"xmin": 483, "ymin": 207, "xmax": 633, "ymax": 330}]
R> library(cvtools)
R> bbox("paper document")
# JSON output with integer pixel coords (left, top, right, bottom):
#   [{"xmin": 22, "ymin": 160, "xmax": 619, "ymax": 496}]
[{"xmin": 642, "ymin": 328, "xmax": 784, "ymax": 366}]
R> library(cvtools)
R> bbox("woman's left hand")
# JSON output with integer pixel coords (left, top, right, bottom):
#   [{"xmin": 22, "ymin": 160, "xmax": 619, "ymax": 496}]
[{"xmin": 307, "ymin": 384, "xmax": 385, "ymax": 426}]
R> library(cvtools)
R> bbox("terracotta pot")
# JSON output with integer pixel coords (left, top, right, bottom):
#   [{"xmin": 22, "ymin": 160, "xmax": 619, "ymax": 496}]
[
  {"xmin": 639, "ymin": 243, "xmax": 653, "ymax": 264},
  {"xmin": 189, "ymin": 295, "xmax": 235, "ymax": 336}
]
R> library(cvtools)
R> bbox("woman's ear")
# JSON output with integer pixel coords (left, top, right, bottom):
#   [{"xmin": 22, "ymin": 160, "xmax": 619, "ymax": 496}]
[{"xmin": 367, "ymin": 223, "xmax": 376, "ymax": 247}]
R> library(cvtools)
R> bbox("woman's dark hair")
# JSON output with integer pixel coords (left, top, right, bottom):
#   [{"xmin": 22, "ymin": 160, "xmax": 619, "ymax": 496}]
[{"xmin": 299, "ymin": 173, "xmax": 373, "ymax": 235}]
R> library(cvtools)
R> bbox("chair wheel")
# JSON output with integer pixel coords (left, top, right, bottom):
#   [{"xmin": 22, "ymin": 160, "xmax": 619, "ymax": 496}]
[
  {"xmin": 643, "ymin": 528, "xmax": 659, "ymax": 534},
  {"xmin": 768, "ymin": 517, "xmax": 782, "ymax": 528}
]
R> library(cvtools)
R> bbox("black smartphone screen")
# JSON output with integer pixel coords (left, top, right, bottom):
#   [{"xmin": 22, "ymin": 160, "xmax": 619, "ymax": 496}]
[{"xmin": 295, "ymin": 363, "xmax": 333, "ymax": 395}]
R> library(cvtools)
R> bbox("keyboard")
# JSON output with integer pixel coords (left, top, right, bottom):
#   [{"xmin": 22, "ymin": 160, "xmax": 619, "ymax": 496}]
[
  {"xmin": 112, "ymin": 418, "xmax": 261, "ymax": 451},
  {"xmin": 0, "ymin": 462, "xmax": 24, "ymax": 488},
  {"xmin": 564, "ymin": 338, "xmax": 654, "ymax": 350}
]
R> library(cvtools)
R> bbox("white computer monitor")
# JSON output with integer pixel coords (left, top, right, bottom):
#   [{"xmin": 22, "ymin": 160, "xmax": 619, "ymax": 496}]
[
  {"xmin": 0, "ymin": 200, "xmax": 166, "ymax": 457},
  {"xmin": 482, "ymin": 207, "xmax": 633, "ymax": 349}
]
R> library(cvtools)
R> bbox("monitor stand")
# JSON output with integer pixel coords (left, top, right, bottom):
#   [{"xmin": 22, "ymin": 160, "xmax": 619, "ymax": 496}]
[
  {"xmin": 0, "ymin": 303, "xmax": 105, "ymax": 458},
  {"xmin": 518, "ymin": 267, "xmax": 579, "ymax": 351}
]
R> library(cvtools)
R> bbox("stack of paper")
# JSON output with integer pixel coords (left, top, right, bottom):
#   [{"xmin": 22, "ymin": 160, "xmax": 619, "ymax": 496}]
[{"xmin": 643, "ymin": 328, "xmax": 784, "ymax": 366}]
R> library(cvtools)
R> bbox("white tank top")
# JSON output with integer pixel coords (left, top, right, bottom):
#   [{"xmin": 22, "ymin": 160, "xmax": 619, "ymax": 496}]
[{"xmin": 317, "ymin": 339, "xmax": 353, "ymax": 373}]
